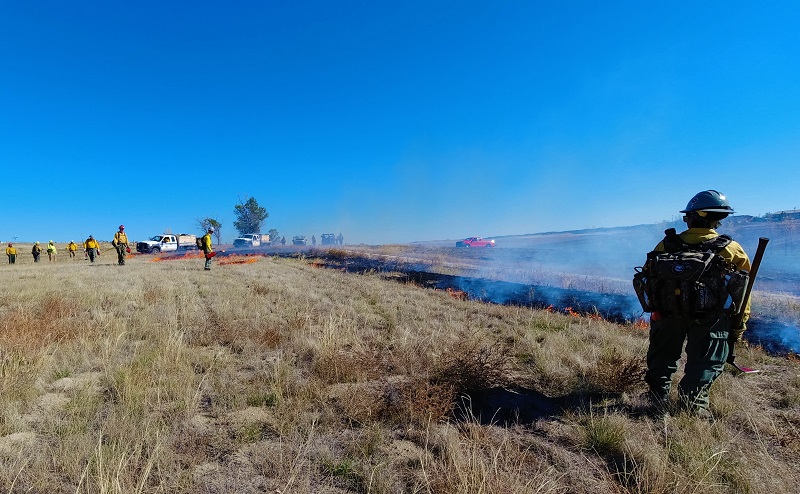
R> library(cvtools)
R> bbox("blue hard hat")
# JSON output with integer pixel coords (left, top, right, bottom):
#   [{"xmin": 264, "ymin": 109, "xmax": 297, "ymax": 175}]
[{"xmin": 680, "ymin": 190, "xmax": 735, "ymax": 214}]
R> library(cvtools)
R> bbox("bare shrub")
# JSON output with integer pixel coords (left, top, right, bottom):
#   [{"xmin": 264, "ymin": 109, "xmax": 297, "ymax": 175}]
[
  {"xmin": 392, "ymin": 379, "xmax": 456, "ymax": 425},
  {"xmin": 332, "ymin": 378, "xmax": 455, "ymax": 427},
  {"xmin": 430, "ymin": 335, "xmax": 513, "ymax": 394},
  {"xmin": 584, "ymin": 351, "xmax": 647, "ymax": 394}
]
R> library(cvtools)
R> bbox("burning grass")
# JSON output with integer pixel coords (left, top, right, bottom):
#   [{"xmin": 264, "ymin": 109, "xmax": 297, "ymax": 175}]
[
  {"xmin": 0, "ymin": 253, "xmax": 798, "ymax": 492},
  {"xmin": 148, "ymin": 251, "xmax": 263, "ymax": 266}
]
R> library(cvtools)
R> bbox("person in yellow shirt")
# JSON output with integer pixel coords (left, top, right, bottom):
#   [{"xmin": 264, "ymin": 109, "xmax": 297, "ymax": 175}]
[
  {"xmin": 112, "ymin": 225, "xmax": 129, "ymax": 266},
  {"xmin": 47, "ymin": 240, "xmax": 57, "ymax": 261},
  {"xmin": 84, "ymin": 235, "xmax": 100, "ymax": 263},
  {"xmin": 67, "ymin": 240, "xmax": 78, "ymax": 259},
  {"xmin": 642, "ymin": 190, "xmax": 752, "ymax": 421},
  {"xmin": 31, "ymin": 241, "xmax": 42, "ymax": 262},
  {"xmin": 5, "ymin": 243, "xmax": 17, "ymax": 264},
  {"xmin": 201, "ymin": 227, "xmax": 214, "ymax": 270}
]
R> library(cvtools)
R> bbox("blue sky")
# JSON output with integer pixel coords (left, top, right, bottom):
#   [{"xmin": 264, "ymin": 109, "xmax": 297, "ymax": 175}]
[{"xmin": 2, "ymin": 1, "xmax": 799, "ymax": 244}]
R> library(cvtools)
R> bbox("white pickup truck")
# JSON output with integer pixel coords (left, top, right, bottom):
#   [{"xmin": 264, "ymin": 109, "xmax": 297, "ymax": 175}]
[
  {"xmin": 233, "ymin": 233, "xmax": 268, "ymax": 248},
  {"xmin": 136, "ymin": 233, "xmax": 198, "ymax": 254}
]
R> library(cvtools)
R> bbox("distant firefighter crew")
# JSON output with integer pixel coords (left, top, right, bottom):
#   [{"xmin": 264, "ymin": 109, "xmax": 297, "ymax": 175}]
[
  {"xmin": 67, "ymin": 240, "xmax": 78, "ymax": 258},
  {"xmin": 84, "ymin": 235, "xmax": 100, "ymax": 263},
  {"xmin": 640, "ymin": 190, "xmax": 751, "ymax": 421},
  {"xmin": 31, "ymin": 241, "xmax": 42, "ymax": 262},
  {"xmin": 202, "ymin": 227, "xmax": 214, "ymax": 271},
  {"xmin": 6, "ymin": 243, "xmax": 16, "ymax": 264},
  {"xmin": 47, "ymin": 240, "xmax": 57, "ymax": 261},
  {"xmin": 112, "ymin": 224, "xmax": 130, "ymax": 266}
]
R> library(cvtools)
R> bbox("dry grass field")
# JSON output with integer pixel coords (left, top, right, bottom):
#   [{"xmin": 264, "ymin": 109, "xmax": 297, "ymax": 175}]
[{"xmin": 1, "ymin": 245, "xmax": 799, "ymax": 493}]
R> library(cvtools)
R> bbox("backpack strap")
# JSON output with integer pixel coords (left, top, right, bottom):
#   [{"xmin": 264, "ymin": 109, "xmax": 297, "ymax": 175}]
[
  {"xmin": 699, "ymin": 234, "xmax": 732, "ymax": 254},
  {"xmin": 662, "ymin": 228, "xmax": 687, "ymax": 253},
  {"xmin": 662, "ymin": 229, "xmax": 732, "ymax": 254}
]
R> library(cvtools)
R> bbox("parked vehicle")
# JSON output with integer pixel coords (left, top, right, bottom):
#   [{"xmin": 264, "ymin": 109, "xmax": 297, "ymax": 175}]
[
  {"xmin": 455, "ymin": 237, "xmax": 495, "ymax": 248},
  {"xmin": 292, "ymin": 235, "xmax": 307, "ymax": 246},
  {"xmin": 136, "ymin": 233, "xmax": 198, "ymax": 254},
  {"xmin": 321, "ymin": 233, "xmax": 337, "ymax": 245},
  {"xmin": 233, "ymin": 233, "xmax": 264, "ymax": 248}
]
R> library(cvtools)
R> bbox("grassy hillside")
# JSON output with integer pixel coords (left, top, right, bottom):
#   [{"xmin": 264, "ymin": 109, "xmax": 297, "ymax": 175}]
[{"xmin": 0, "ymin": 252, "xmax": 798, "ymax": 493}]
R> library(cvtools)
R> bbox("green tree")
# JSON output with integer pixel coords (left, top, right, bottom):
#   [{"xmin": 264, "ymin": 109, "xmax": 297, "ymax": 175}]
[
  {"xmin": 268, "ymin": 228, "xmax": 279, "ymax": 243},
  {"xmin": 197, "ymin": 217, "xmax": 223, "ymax": 244},
  {"xmin": 233, "ymin": 197, "xmax": 269, "ymax": 236}
]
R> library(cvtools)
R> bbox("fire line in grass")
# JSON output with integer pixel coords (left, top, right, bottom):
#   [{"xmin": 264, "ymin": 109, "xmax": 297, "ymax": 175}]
[
  {"xmin": 149, "ymin": 251, "xmax": 261, "ymax": 265},
  {"xmin": 218, "ymin": 257, "xmax": 258, "ymax": 265}
]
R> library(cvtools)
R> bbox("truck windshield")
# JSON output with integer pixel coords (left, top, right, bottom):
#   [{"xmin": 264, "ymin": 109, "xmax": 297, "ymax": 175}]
[{"xmin": 149, "ymin": 236, "xmax": 163, "ymax": 242}]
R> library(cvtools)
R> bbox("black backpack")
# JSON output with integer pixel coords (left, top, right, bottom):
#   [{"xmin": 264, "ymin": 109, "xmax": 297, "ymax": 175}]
[
  {"xmin": 196, "ymin": 236, "xmax": 204, "ymax": 250},
  {"xmin": 633, "ymin": 229, "xmax": 748, "ymax": 317}
]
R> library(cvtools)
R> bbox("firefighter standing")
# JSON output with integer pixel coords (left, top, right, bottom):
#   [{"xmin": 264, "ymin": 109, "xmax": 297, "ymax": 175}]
[
  {"xmin": 67, "ymin": 241, "xmax": 78, "ymax": 258},
  {"xmin": 113, "ymin": 225, "xmax": 129, "ymax": 266},
  {"xmin": 201, "ymin": 227, "xmax": 214, "ymax": 270},
  {"xmin": 47, "ymin": 240, "xmax": 57, "ymax": 261},
  {"xmin": 6, "ymin": 243, "xmax": 16, "ymax": 264},
  {"xmin": 31, "ymin": 242, "xmax": 42, "ymax": 262},
  {"xmin": 643, "ymin": 190, "xmax": 751, "ymax": 420},
  {"xmin": 84, "ymin": 235, "xmax": 100, "ymax": 263}
]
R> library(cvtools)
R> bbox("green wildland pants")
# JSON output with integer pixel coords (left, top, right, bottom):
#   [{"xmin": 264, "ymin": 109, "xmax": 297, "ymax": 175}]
[
  {"xmin": 645, "ymin": 313, "xmax": 731, "ymax": 413},
  {"xmin": 116, "ymin": 244, "xmax": 127, "ymax": 265}
]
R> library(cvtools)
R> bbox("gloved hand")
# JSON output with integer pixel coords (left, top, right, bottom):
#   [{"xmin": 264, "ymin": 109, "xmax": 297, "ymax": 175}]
[{"xmin": 729, "ymin": 323, "xmax": 746, "ymax": 343}]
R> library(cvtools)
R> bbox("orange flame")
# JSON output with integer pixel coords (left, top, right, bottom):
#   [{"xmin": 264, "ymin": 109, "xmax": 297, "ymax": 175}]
[
  {"xmin": 149, "ymin": 252, "xmax": 205, "ymax": 262},
  {"xmin": 148, "ymin": 251, "xmax": 263, "ymax": 265},
  {"xmin": 219, "ymin": 256, "xmax": 258, "ymax": 265},
  {"xmin": 446, "ymin": 288, "xmax": 468, "ymax": 301},
  {"xmin": 544, "ymin": 304, "xmax": 628, "ymax": 325}
]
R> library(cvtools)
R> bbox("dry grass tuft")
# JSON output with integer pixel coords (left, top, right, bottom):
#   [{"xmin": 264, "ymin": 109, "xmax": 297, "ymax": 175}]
[
  {"xmin": 430, "ymin": 335, "xmax": 513, "ymax": 394},
  {"xmin": 584, "ymin": 351, "xmax": 647, "ymax": 394}
]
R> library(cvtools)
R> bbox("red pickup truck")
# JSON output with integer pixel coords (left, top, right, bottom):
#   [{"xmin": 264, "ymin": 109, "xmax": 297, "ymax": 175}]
[{"xmin": 455, "ymin": 237, "xmax": 495, "ymax": 248}]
